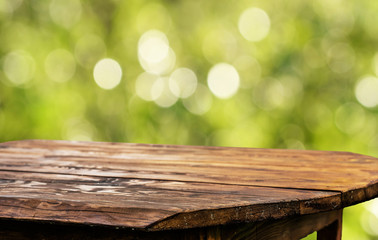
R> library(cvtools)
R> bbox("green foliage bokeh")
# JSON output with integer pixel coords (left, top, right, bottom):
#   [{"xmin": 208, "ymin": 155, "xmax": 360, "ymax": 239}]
[{"xmin": 0, "ymin": 0, "xmax": 377, "ymax": 238}]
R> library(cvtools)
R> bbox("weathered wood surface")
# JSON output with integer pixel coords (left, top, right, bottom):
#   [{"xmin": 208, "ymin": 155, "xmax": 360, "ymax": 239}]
[
  {"xmin": 0, "ymin": 140, "xmax": 376, "ymax": 230},
  {"xmin": 0, "ymin": 209, "xmax": 342, "ymax": 240}
]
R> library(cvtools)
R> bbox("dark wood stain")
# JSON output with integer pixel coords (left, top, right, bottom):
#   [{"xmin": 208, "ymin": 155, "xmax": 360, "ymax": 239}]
[{"xmin": 0, "ymin": 210, "xmax": 343, "ymax": 240}]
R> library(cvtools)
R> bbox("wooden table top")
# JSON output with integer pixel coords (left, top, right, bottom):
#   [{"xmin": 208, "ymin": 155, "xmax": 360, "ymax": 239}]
[{"xmin": 0, "ymin": 140, "xmax": 376, "ymax": 231}]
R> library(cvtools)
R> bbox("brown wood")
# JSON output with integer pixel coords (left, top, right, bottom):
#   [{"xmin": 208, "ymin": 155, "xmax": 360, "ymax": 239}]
[
  {"xmin": 0, "ymin": 209, "xmax": 343, "ymax": 240},
  {"xmin": 0, "ymin": 140, "xmax": 376, "ymax": 237},
  {"xmin": 317, "ymin": 209, "xmax": 342, "ymax": 240}
]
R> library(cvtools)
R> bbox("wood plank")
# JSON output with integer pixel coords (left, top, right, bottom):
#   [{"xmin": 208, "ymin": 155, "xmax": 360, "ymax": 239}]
[
  {"xmin": 0, "ymin": 210, "xmax": 343, "ymax": 240},
  {"xmin": 0, "ymin": 170, "xmax": 340, "ymax": 229},
  {"xmin": 0, "ymin": 161, "xmax": 369, "ymax": 193},
  {"xmin": 0, "ymin": 140, "xmax": 376, "ymax": 195},
  {"xmin": 2, "ymin": 140, "xmax": 374, "ymax": 165}
]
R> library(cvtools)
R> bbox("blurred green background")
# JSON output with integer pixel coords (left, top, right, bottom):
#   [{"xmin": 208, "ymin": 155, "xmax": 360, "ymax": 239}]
[{"xmin": 0, "ymin": 0, "xmax": 377, "ymax": 238}]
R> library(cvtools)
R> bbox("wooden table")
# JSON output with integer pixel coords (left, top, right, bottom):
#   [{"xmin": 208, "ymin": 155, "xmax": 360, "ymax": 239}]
[{"xmin": 0, "ymin": 140, "xmax": 376, "ymax": 239}]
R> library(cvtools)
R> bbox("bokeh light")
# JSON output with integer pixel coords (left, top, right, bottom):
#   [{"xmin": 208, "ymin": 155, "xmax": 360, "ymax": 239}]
[
  {"xmin": 253, "ymin": 79, "xmax": 287, "ymax": 110},
  {"xmin": 284, "ymin": 139, "xmax": 305, "ymax": 150},
  {"xmin": 169, "ymin": 68, "xmax": 197, "ymax": 98},
  {"xmin": 335, "ymin": 102, "xmax": 366, "ymax": 135},
  {"xmin": 253, "ymin": 77, "xmax": 301, "ymax": 111},
  {"xmin": 151, "ymin": 77, "xmax": 178, "ymax": 107},
  {"xmin": 138, "ymin": 30, "xmax": 170, "ymax": 64},
  {"xmin": 3, "ymin": 50, "xmax": 35, "ymax": 86},
  {"xmin": 139, "ymin": 47, "xmax": 176, "ymax": 75},
  {"xmin": 183, "ymin": 84, "xmax": 213, "ymax": 115},
  {"xmin": 368, "ymin": 199, "xmax": 378, "ymax": 219},
  {"xmin": 207, "ymin": 63, "xmax": 240, "ymax": 99},
  {"xmin": 280, "ymin": 124, "xmax": 305, "ymax": 145},
  {"xmin": 135, "ymin": 72, "xmax": 159, "ymax": 101},
  {"xmin": 137, "ymin": 30, "xmax": 176, "ymax": 75},
  {"xmin": 0, "ymin": 2, "xmax": 377, "ymax": 238},
  {"xmin": 49, "ymin": 0, "xmax": 82, "ymax": 29},
  {"xmin": 355, "ymin": 76, "xmax": 378, "ymax": 108},
  {"xmin": 63, "ymin": 117, "xmax": 95, "ymax": 142},
  {"xmin": 93, "ymin": 58, "xmax": 122, "ymax": 90},
  {"xmin": 238, "ymin": 7, "xmax": 270, "ymax": 42},
  {"xmin": 314, "ymin": 0, "xmax": 355, "ymax": 38},
  {"xmin": 45, "ymin": 49, "xmax": 76, "ymax": 83},
  {"xmin": 326, "ymin": 42, "xmax": 355, "ymax": 74},
  {"xmin": 361, "ymin": 199, "xmax": 378, "ymax": 237}
]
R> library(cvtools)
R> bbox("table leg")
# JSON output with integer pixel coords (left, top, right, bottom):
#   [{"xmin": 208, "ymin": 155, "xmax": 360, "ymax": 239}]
[{"xmin": 317, "ymin": 209, "xmax": 342, "ymax": 240}]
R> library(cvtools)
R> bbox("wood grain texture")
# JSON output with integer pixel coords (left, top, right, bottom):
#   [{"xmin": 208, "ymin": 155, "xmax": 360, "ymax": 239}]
[
  {"xmin": 0, "ymin": 210, "xmax": 343, "ymax": 240},
  {"xmin": 0, "ymin": 140, "xmax": 376, "ymax": 230}
]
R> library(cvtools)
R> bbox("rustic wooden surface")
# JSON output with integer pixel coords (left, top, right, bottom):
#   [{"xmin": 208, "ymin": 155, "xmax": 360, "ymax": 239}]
[
  {"xmin": 0, "ymin": 140, "xmax": 376, "ymax": 231},
  {"xmin": 0, "ymin": 209, "xmax": 342, "ymax": 240}
]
